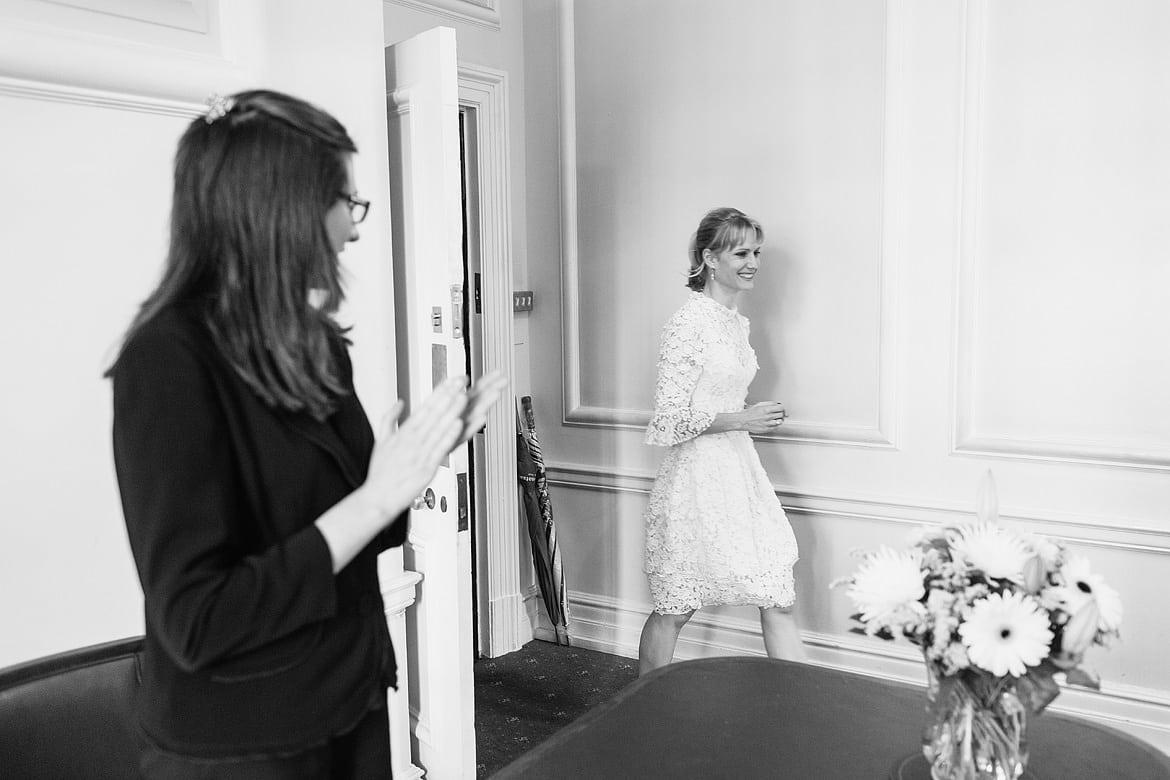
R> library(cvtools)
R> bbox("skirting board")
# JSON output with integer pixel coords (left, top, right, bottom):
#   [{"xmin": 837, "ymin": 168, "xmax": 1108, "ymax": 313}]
[{"xmin": 526, "ymin": 589, "xmax": 1170, "ymax": 757}]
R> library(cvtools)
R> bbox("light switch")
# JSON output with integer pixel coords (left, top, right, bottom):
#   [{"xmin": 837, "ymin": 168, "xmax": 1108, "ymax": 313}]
[{"xmin": 513, "ymin": 290, "xmax": 534, "ymax": 312}]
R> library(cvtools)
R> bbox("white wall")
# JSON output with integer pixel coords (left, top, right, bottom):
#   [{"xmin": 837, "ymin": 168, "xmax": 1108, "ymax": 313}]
[
  {"xmin": 0, "ymin": 0, "xmax": 398, "ymax": 667},
  {"xmin": 523, "ymin": 0, "xmax": 1170, "ymax": 752}
]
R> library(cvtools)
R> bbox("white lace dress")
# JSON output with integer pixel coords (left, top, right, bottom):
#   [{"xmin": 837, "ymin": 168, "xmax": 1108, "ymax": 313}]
[{"xmin": 643, "ymin": 292, "xmax": 798, "ymax": 614}]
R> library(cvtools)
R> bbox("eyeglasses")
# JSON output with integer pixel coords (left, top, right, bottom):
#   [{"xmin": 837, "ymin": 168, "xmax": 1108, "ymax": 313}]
[{"xmin": 339, "ymin": 193, "xmax": 370, "ymax": 224}]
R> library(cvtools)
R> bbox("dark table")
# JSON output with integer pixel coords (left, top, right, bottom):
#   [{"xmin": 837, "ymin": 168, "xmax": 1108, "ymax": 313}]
[{"xmin": 494, "ymin": 657, "xmax": 1170, "ymax": 779}]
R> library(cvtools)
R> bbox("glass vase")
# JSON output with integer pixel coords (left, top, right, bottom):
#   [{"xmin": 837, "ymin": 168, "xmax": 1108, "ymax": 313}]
[{"xmin": 922, "ymin": 663, "xmax": 1028, "ymax": 780}]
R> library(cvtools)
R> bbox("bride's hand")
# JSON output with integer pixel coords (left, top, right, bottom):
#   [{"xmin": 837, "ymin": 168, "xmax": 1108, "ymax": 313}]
[{"xmin": 741, "ymin": 401, "xmax": 787, "ymax": 434}]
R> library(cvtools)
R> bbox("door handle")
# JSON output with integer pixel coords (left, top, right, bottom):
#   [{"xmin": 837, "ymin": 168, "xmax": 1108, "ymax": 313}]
[{"xmin": 411, "ymin": 487, "xmax": 437, "ymax": 511}]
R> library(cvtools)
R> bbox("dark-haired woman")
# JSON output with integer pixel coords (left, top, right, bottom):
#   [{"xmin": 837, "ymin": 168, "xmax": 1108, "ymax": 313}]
[
  {"xmin": 108, "ymin": 90, "xmax": 504, "ymax": 778},
  {"xmin": 636, "ymin": 207, "xmax": 804, "ymax": 676}
]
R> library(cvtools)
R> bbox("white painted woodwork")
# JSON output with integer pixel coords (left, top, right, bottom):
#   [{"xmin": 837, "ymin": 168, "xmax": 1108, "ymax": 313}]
[
  {"xmin": 458, "ymin": 63, "xmax": 527, "ymax": 658},
  {"xmin": 380, "ymin": 562, "xmax": 426, "ymax": 780},
  {"xmin": 384, "ymin": 26, "xmax": 477, "ymax": 780},
  {"xmin": 386, "ymin": 0, "xmax": 501, "ymax": 31},
  {"xmin": 380, "ymin": 0, "xmax": 540, "ymax": 660}
]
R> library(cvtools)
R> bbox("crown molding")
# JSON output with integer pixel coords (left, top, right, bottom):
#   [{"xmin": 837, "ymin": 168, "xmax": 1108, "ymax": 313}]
[{"xmin": 384, "ymin": 0, "xmax": 500, "ymax": 31}]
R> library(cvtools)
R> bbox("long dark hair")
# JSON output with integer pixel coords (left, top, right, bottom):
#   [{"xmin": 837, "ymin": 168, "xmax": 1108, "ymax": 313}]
[
  {"xmin": 685, "ymin": 207, "xmax": 764, "ymax": 291},
  {"xmin": 108, "ymin": 89, "xmax": 357, "ymax": 420}
]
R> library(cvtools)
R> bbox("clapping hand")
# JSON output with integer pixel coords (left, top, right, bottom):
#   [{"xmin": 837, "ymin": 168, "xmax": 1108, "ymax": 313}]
[
  {"xmin": 362, "ymin": 371, "xmax": 507, "ymax": 519},
  {"xmin": 456, "ymin": 370, "xmax": 507, "ymax": 447},
  {"xmin": 321, "ymin": 375, "xmax": 475, "ymax": 572},
  {"xmin": 364, "ymin": 376, "xmax": 468, "ymax": 520}
]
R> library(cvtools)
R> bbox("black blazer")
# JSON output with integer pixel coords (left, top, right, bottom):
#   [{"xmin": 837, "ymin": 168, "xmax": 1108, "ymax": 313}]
[{"xmin": 111, "ymin": 305, "xmax": 405, "ymax": 757}]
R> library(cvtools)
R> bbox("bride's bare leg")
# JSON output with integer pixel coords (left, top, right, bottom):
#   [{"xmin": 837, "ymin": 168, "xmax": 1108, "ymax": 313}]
[
  {"xmin": 638, "ymin": 609, "xmax": 696, "ymax": 676},
  {"xmin": 760, "ymin": 606, "xmax": 807, "ymax": 662}
]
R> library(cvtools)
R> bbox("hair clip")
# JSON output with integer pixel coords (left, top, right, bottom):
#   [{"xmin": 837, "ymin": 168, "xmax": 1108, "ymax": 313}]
[{"xmin": 204, "ymin": 93, "xmax": 237, "ymax": 125}]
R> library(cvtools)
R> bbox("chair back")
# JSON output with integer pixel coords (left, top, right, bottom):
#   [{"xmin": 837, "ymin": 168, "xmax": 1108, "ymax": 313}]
[{"xmin": 0, "ymin": 637, "xmax": 143, "ymax": 779}]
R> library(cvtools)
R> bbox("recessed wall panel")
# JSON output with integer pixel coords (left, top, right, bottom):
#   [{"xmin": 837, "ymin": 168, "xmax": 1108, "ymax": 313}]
[
  {"xmin": 961, "ymin": 0, "xmax": 1170, "ymax": 465},
  {"xmin": 571, "ymin": 0, "xmax": 887, "ymax": 432}
]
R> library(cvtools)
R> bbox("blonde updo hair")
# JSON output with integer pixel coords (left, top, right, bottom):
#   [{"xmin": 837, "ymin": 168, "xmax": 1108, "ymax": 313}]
[{"xmin": 685, "ymin": 207, "xmax": 764, "ymax": 291}]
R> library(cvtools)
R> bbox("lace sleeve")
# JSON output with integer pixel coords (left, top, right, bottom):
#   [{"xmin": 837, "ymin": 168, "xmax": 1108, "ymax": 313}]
[{"xmin": 645, "ymin": 312, "xmax": 713, "ymax": 446}]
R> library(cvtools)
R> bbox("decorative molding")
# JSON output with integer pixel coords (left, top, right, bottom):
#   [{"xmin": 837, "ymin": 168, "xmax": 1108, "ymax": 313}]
[
  {"xmin": 955, "ymin": 435, "xmax": 1170, "ymax": 473},
  {"xmin": 0, "ymin": 74, "xmax": 202, "ymax": 117},
  {"xmin": 389, "ymin": 86, "xmax": 414, "ymax": 115},
  {"xmin": 380, "ymin": 563, "xmax": 425, "ymax": 780},
  {"xmin": 457, "ymin": 61, "xmax": 524, "ymax": 658},
  {"xmin": 534, "ymin": 587, "xmax": 1170, "ymax": 755},
  {"xmin": 521, "ymin": 584, "xmax": 540, "ymax": 643},
  {"xmin": 556, "ymin": 0, "xmax": 583, "ymax": 428},
  {"xmin": 488, "ymin": 592, "xmax": 527, "ymax": 650},
  {"xmin": 380, "ymin": 570, "xmax": 423, "ymax": 614},
  {"xmin": 384, "ymin": 0, "xmax": 500, "ymax": 31},
  {"xmin": 555, "ymin": 0, "xmax": 900, "ymax": 450},
  {"xmin": 36, "ymin": 0, "xmax": 211, "ymax": 33},
  {"xmin": 0, "ymin": 0, "xmax": 263, "ymax": 103},
  {"xmin": 408, "ymin": 705, "xmax": 432, "ymax": 764},
  {"xmin": 564, "ymin": 406, "xmax": 898, "ymax": 449},
  {"xmin": 949, "ymin": 0, "xmax": 1170, "ymax": 473},
  {"xmin": 872, "ymin": 0, "xmax": 907, "ymax": 451},
  {"xmin": 542, "ymin": 462, "xmax": 1170, "ymax": 554}
]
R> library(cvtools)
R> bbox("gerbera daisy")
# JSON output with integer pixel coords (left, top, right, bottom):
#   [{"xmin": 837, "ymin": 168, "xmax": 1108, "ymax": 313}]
[
  {"xmin": 958, "ymin": 591, "xmax": 1053, "ymax": 677},
  {"xmin": 846, "ymin": 547, "xmax": 925, "ymax": 622},
  {"xmin": 949, "ymin": 523, "xmax": 1031, "ymax": 580},
  {"xmin": 1054, "ymin": 556, "xmax": 1123, "ymax": 632}
]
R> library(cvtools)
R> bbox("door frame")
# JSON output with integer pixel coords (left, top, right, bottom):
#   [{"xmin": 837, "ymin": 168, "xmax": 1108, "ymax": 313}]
[{"xmin": 457, "ymin": 61, "xmax": 525, "ymax": 658}]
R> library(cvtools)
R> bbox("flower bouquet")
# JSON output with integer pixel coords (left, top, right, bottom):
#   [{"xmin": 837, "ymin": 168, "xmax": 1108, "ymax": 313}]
[{"xmin": 834, "ymin": 475, "xmax": 1122, "ymax": 779}]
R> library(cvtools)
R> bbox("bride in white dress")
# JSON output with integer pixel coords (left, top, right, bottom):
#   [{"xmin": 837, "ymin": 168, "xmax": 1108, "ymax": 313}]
[{"xmin": 638, "ymin": 207, "xmax": 806, "ymax": 675}]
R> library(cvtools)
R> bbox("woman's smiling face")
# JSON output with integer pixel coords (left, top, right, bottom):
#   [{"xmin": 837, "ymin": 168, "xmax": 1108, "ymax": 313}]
[{"xmin": 706, "ymin": 237, "xmax": 763, "ymax": 294}]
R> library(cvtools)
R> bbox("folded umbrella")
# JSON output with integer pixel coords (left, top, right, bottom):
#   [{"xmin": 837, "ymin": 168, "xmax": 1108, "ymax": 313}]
[{"xmin": 517, "ymin": 396, "xmax": 570, "ymax": 645}]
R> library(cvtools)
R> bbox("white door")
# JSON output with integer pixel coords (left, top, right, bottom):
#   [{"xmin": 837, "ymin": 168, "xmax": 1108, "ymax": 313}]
[{"xmin": 384, "ymin": 26, "xmax": 475, "ymax": 780}]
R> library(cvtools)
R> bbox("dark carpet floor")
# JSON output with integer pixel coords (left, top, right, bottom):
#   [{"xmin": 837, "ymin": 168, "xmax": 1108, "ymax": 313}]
[{"xmin": 474, "ymin": 640, "xmax": 638, "ymax": 778}]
